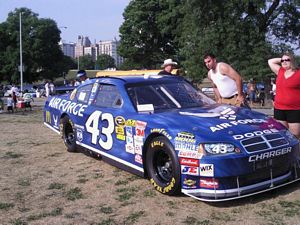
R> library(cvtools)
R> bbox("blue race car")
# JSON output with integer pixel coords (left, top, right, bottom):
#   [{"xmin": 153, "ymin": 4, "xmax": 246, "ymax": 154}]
[{"xmin": 43, "ymin": 75, "xmax": 300, "ymax": 202}]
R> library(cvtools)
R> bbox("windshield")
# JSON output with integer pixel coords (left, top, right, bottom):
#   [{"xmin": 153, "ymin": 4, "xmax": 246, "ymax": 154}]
[{"xmin": 127, "ymin": 80, "xmax": 215, "ymax": 111}]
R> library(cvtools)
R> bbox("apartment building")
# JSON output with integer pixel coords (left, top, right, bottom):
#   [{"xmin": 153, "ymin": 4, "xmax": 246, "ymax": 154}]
[
  {"xmin": 59, "ymin": 41, "xmax": 75, "ymax": 58},
  {"xmin": 98, "ymin": 38, "xmax": 124, "ymax": 67},
  {"xmin": 60, "ymin": 35, "xmax": 124, "ymax": 67}
]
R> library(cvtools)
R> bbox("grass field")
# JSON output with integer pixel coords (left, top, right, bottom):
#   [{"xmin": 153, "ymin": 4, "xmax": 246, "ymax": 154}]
[{"xmin": 0, "ymin": 101, "xmax": 299, "ymax": 225}]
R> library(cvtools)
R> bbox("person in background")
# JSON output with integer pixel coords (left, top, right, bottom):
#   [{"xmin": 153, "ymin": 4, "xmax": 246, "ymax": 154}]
[
  {"xmin": 12, "ymin": 91, "xmax": 17, "ymax": 110},
  {"xmin": 270, "ymin": 79, "xmax": 276, "ymax": 106},
  {"xmin": 257, "ymin": 88, "xmax": 265, "ymax": 107},
  {"xmin": 247, "ymin": 78, "xmax": 257, "ymax": 107},
  {"xmin": 49, "ymin": 81, "xmax": 55, "ymax": 95},
  {"xmin": 75, "ymin": 79, "xmax": 81, "ymax": 86},
  {"xmin": 45, "ymin": 80, "xmax": 50, "ymax": 97},
  {"xmin": 158, "ymin": 59, "xmax": 177, "ymax": 75},
  {"xmin": 77, "ymin": 70, "xmax": 89, "ymax": 83},
  {"xmin": 23, "ymin": 90, "xmax": 34, "ymax": 110},
  {"xmin": 203, "ymin": 53, "xmax": 245, "ymax": 107},
  {"xmin": 268, "ymin": 51, "xmax": 300, "ymax": 139},
  {"xmin": 7, "ymin": 94, "xmax": 13, "ymax": 113}
]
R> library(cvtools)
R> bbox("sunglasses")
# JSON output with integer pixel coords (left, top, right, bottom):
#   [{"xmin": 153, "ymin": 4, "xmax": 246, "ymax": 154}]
[{"xmin": 281, "ymin": 59, "xmax": 291, "ymax": 62}]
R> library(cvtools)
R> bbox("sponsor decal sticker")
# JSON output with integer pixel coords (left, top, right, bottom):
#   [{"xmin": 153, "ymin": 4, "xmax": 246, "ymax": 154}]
[
  {"xmin": 126, "ymin": 119, "xmax": 136, "ymax": 127},
  {"xmin": 199, "ymin": 164, "xmax": 214, "ymax": 177},
  {"xmin": 115, "ymin": 116, "xmax": 126, "ymax": 127},
  {"xmin": 179, "ymin": 157, "xmax": 199, "ymax": 167},
  {"xmin": 200, "ymin": 178, "xmax": 219, "ymax": 189},
  {"xmin": 135, "ymin": 120, "xmax": 147, "ymax": 137},
  {"xmin": 116, "ymin": 134, "xmax": 125, "ymax": 141},
  {"xmin": 45, "ymin": 111, "xmax": 51, "ymax": 123},
  {"xmin": 115, "ymin": 126, "xmax": 125, "ymax": 135},
  {"xmin": 181, "ymin": 166, "xmax": 199, "ymax": 176},
  {"xmin": 125, "ymin": 144, "xmax": 135, "ymax": 154},
  {"xmin": 76, "ymin": 128, "xmax": 83, "ymax": 142},
  {"xmin": 178, "ymin": 150, "xmax": 203, "ymax": 159},
  {"xmin": 126, "ymin": 126, "xmax": 133, "ymax": 136},
  {"xmin": 134, "ymin": 145, "xmax": 143, "ymax": 155},
  {"xmin": 183, "ymin": 178, "xmax": 197, "ymax": 189},
  {"xmin": 175, "ymin": 132, "xmax": 196, "ymax": 151},
  {"xmin": 135, "ymin": 154, "xmax": 143, "ymax": 164}
]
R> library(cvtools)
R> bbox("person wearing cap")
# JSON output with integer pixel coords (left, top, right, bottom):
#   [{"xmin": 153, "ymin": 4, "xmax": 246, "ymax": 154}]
[
  {"xmin": 77, "ymin": 70, "xmax": 89, "ymax": 84},
  {"xmin": 158, "ymin": 59, "xmax": 177, "ymax": 75}
]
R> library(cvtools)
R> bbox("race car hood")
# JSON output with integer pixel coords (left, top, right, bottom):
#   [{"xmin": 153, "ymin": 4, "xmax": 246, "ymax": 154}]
[{"xmin": 150, "ymin": 104, "xmax": 286, "ymax": 142}]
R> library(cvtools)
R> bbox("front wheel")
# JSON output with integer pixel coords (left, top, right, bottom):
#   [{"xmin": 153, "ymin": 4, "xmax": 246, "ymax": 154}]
[
  {"xmin": 146, "ymin": 136, "xmax": 181, "ymax": 195},
  {"xmin": 61, "ymin": 116, "xmax": 77, "ymax": 152}
]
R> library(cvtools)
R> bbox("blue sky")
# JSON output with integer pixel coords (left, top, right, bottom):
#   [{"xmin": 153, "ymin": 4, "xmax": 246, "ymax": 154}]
[{"xmin": 0, "ymin": 0, "xmax": 131, "ymax": 43}]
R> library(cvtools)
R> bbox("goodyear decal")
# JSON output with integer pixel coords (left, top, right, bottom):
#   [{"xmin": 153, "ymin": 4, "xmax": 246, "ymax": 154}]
[
  {"xmin": 150, "ymin": 177, "xmax": 176, "ymax": 193},
  {"xmin": 150, "ymin": 128, "xmax": 172, "ymax": 140}
]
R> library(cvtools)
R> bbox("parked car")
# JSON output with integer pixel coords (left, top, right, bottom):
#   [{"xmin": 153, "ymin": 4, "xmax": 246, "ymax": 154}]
[
  {"xmin": 43, "ymin": 75, "xmax": 300, "ymax": 202},
  {"xmin": 55, "ymin": 85, "xmax": 75, "ymax": 95}
]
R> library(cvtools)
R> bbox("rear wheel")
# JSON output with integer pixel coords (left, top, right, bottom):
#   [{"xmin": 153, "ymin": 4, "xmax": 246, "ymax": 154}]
[
  {"xmin": 62, "ymin": 116, "xmax": 77, "ymax": 152},
  {"xmin": 146, "ymin": 136, "xmax": 181, "ymax": 195}
]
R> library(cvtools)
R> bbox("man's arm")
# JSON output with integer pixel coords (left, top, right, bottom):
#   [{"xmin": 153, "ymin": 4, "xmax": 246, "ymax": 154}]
[
  {"xmin": 219, "ymin": 63, "xmax": 244, "ymax": 101},
  {"xmin": 268, "ymin": 58, "xmax": 281, "ymax": 75}
]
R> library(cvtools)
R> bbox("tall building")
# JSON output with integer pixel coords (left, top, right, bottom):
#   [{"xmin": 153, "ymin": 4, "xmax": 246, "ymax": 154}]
[
  {"xmin": 98, "ymin": 38, "xmax": 124, "ymax": 67},
  {"xmin": 59, "ymin": 41, "xmax": 75, "ymax": 58},
  {"xmin": 75, "ymin": 35, "xmax": 91, "ymax": 58},
  {"xmin": 84, "ymin": 44, "xmax": 98, "ymax": 62},
  {"xmin": 61, "ymin": 36, "xmax": 124, "ymax": 67}
]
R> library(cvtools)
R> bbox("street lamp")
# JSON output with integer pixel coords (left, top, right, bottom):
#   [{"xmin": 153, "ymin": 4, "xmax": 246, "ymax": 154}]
[{"xmin": 19, "ymin": 12, "xmax": 23, "ymax": 94}]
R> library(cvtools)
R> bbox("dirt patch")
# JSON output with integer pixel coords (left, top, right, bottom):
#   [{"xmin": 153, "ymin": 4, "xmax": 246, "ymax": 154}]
[{"xmin": 0, "ymin": 101, "xmax": 299, "ymax": 225}]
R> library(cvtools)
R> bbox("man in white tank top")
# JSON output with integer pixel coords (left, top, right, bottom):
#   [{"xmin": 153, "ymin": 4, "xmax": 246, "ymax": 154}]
[{"xmin": 203, "ymin": 53, "xmax": 245, "ymax": 106}]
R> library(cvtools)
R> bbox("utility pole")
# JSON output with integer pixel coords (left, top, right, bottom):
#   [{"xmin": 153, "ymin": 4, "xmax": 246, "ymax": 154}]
[{"xmin": 19, "ymin": 12, "xmax": 23, "ymax": 94}]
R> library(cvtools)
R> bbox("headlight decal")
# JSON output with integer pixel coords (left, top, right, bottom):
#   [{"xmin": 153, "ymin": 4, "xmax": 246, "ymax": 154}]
[{"xmin": 201, "ymin": 143, "xmax": 240, "ymax": 155}]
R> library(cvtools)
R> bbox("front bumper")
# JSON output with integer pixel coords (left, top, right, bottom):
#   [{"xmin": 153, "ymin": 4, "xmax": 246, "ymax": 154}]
[{"xmin": 182, "ymin": 160, "xmax": 300, "ymax": 202}]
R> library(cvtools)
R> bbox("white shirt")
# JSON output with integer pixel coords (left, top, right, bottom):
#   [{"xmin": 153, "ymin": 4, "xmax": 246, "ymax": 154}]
[
  {"xmin": 209, "ymin": 63, "xmax": 238, "ymax": 98},
  {"xmin": 7, "ymin": 97, "xmax": 13, "ymax": 107}
]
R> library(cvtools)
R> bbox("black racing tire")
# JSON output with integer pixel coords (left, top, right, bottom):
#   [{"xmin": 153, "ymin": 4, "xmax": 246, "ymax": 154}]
[
  {"xmin": 146, "ymin": 136, "xmax": 181, "ymax": 195},
  {"xmin": 62, "ymin": 116, "xmax": 77, "ymax": 152}
]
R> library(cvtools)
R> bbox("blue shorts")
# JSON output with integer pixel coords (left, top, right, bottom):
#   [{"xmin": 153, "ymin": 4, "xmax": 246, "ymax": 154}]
[{"xmin": 249, "ymin": 91, "xmax": 256, "ymax": 101}]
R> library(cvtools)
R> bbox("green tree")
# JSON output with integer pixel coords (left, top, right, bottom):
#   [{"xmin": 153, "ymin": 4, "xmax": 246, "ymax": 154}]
[
  {"xmin": 178, "ymin": 0, "xmax": 300, "ymax": 81},
  {"xmin": 118, "ymin": 0, "xmax": 182, "ymax": 69},
  {"xmin": 0, "ymin": 7, "xmax": 65, "ymax": 83},
  {"xmin": 95, "ymin": 54, "xmax": 115, "ymax": 70},
  {"xmin": 119, "ymin": 0, "xmax": 300, "ymax": 82},
  {"xmin": 78, "ymin": 55, "xmax": 94, "ymax": 70}
]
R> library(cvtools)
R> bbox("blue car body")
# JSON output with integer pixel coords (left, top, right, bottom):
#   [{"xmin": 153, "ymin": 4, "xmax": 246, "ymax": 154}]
[{"xmin": 44, "ymin": 75, "xmax": 300, "ymax": 202}]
